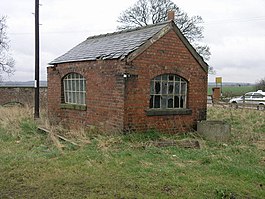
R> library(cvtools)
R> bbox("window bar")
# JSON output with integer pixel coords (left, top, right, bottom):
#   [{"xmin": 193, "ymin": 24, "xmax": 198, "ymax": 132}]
[
  {"xmin": 82, "ymin": 78, "xmax": 85, "ymax": 105},
  {"xmin": 160, "ymin": 79, "xmax": 162, "ymax": 109},
  {"xmin": 152, "ymin": 80, "xmax": 154, "ymax": 108},
  {"xmin": 63, "ymin": 80, "xmax": 65, "ymax": 103},
  {"xmin": 66, "ymin": 79, "xmax": 69, "ymax": 103},
  {"xmin": 67, "ymin": 79, "xmax": 70, "ymax": 103},
  {"xmin": 172, "ymin": 75, "xmax": 176, "ymax": 108},
  {"xmin": 74, "ymin": 77, "xmax": 77, "ymax": 104},
  {"xmin": 153, "ymin": 81, "xmax": 156, "ymax": 108},
  {"xmin": 184, "ymin": 83, "xmax": 187, "ymax": 108},
  {"xmin": 82, "ymin": 79, "xmax": 85, "ymax": 105},
  {"xmin": 65, "ymin": 79, "xmax": 68, "ymax": 103},
  {"xmin": 80, "ymin": 78, "xmax": 82, "ymax": 104},
  {"xmin": 77, "ymin": 77, "xmax": 81, "ymax": 104},
  {"xmin": 68, "ymin": 79, "xmax": 70, "ymax": 103}
]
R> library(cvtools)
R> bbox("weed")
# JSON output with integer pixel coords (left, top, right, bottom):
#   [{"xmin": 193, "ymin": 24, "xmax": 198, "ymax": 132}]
[
  {"xmin": 122, "ymin": 130, "xmax": 162, "ymax": 143},
  {"xmin": 215, "ymin": 188, "xmax": 237, "ymax": 199},
  {"xmin": 20, "ymin": 119, "xmax": 38, "ymax": 136}
]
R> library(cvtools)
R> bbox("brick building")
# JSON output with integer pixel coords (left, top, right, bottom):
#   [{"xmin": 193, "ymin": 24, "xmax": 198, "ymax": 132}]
[{"xmin": 48, "ymin": 19, "xmax": 208, "ymax": 133}]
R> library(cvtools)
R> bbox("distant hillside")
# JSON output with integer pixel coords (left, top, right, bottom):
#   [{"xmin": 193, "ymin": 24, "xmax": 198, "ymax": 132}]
[
  {"xmin": 0, "ymin": 81, "xmax": 254, "ymax": 88},
  {"xmin": 208, "ymin": 82, "xmax": 254, "ymax": 86},
  {"xmin": 0, "ymin": 81, "xmax": 47, "ymax": 87}
]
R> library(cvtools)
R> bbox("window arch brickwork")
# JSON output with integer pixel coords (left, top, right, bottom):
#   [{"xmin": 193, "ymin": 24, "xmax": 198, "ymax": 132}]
[{"xmin": 150, "ymin": 74, "xmax": 187, "ymax": 109}]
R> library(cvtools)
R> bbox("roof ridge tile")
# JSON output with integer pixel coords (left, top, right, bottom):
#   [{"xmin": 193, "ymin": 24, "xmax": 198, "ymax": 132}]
[{"xmin": 86, "ymin": 20, "xmax": 170, "ymax": 40}]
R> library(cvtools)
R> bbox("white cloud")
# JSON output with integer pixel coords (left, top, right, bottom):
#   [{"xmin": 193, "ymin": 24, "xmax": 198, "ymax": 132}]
[
  {"xmin": 2, "ymin": 0, "xmax": 265, "ymax": 83},
  {"xmin": 177, "ymin": 0, "xmax": 265, "ymax": 83}
]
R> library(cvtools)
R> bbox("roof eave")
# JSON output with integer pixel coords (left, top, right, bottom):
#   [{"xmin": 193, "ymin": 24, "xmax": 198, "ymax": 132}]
[
  {"xmin": 48, "ymin": 56, "xmax": 125, "ymax": 66},
  {"xmin": 48, "ymin": 58, "xmax": 96, "ymax": 65}
]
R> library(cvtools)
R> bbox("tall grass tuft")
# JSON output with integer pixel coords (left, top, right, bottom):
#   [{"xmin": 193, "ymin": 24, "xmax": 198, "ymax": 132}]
[
  {"xmin": 207, "ymin": 107, "xmax": 265, "ymax": 145},
  {"xmin": 0, "ymin": 106, "xmax": 33, "ymax": 137}
]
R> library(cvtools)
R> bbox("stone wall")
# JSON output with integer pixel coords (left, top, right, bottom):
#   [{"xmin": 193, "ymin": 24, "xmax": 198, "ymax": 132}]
[{"xmin": 0, "ymin": 86, "xmax": 47, "ymax": 109}]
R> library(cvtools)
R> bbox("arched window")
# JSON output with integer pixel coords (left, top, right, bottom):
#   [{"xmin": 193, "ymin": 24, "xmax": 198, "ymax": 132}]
[
  {"xmin": 150, "ymin": 74, "xmax": 187, "ymax": 109},
  {"xmin": 63, "ymin": 73, "xmax": 86, "ymax": 105}
]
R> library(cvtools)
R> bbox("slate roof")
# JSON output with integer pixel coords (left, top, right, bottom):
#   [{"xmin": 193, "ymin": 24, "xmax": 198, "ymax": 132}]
[
  {"xmin": 49, "ymin": 21, "xmax": 169, "ymax": 64},
  {"xmin": 49, "ymin": 20, "xmax": 208, "ymax": 72}
]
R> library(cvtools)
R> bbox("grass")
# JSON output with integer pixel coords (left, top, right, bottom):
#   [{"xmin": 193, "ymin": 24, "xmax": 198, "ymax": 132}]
[
  {"xmin": 0, "ymin": 106, "xmax": 264, "ymax": 198},
  {"xmin": 208, "ymin": 85, "xmax": 255, "ymax": 97}
]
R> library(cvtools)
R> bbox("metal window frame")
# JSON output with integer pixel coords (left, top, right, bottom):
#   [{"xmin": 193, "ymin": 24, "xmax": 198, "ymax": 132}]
[
  {"xmin": 150, "ymin": 74, "xmax": 187, "ymax": 109},
  {"xmin": 63, "ymin": 73, "xmax": 86, "ymax": 105}
]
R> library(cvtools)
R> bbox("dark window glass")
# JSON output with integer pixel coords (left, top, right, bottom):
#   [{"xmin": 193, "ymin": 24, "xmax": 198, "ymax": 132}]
[
  {"xmin": 155, "ymin": 82, "xmax": 161, "ymax": 94},
  {"xmin": 168, "ymin": 75, "xmax": 174, "ymax": 81},
  {"xmin": 168, "ymin": 96, "xmax": 173, "ymax": 108},
  {"xmin": 174, "ymin": 96, "xmax": 179, "ymax": 108},
  {"xmin": 168, "ymin": 82, "xmax": 174, "ymax": 94},
  {"xmin": 149, "ymin": 74, "xmax": 187, "ymax": 109},
  {"xmin": 154, "ymin": 96, "xmax": 160, "ymax": 108}
]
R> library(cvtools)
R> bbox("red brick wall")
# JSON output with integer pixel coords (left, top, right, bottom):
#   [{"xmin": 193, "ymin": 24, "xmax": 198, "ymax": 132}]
[
  {"xmin": 47, "ymin": 60, "xmax": 125, "ymax": 132},
  {"xmin": 48, "ymin": 29, "xmax": 207, "ymax": 133},
  {"xmin": 124, "ymin": 30, "xmax": 208, "ymax": 133}
]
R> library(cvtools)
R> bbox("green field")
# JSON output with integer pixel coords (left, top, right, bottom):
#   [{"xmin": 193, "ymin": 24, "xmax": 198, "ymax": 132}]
[
  {"xmin": 208, "ymin": 85, "xmax": 256, "ymax": 97},
  {"xmin": 0, "ymin": 107, "xmax": 264, "ymax": 198}
]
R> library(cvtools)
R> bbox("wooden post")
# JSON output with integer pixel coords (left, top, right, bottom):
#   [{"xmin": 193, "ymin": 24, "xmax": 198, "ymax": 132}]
[{"xmin": 34, "ymin": 0, "xmax": 40, "ymax": 119}]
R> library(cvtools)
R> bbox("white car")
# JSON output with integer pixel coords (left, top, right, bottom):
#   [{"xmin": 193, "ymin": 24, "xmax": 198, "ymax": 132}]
[{"xmin": 229, "ymin": 90, "xmax": 265, "ymax": 110}]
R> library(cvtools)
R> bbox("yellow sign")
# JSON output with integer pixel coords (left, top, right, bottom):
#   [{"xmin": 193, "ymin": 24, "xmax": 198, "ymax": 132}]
[{"xmin": 216, "ymin": 77, "xmax": 222, "ymax": 84}]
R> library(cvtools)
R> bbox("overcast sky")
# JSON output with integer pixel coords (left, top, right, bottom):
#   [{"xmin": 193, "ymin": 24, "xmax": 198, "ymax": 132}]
[{"xmin": 1, "ymin": 0, "xmax": 265, "ymax": 83}]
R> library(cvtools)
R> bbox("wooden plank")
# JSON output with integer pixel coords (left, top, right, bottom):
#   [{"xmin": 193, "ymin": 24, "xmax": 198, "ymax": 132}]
[{"xmin": 37, "ymin": 126, "xmax": 79, "ymax": 146}]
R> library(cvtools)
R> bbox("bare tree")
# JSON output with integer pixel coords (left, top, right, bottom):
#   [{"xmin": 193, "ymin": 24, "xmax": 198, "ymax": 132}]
[
  {"xmin": 256, "ymin": 78, "xmax": 265, "ymax": 91},
  {"xmin": 117, "ymin": 0, "xmax": 211, "ymax": 61},
  {"xmin": 0, "ymin": 16, "xmax": 15, "ymax": 81}
]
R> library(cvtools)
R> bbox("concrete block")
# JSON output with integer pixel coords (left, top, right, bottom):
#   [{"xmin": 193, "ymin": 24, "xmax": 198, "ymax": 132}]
[{"xmin": 197, "ymin": 120, "xmax": 231, "ymax": 142}]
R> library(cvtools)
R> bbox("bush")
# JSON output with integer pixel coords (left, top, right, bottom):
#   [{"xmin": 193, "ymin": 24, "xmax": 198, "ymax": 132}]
[{"xmin": 255, "ymin": 78, "xmax": 265, "ymax": 91}]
